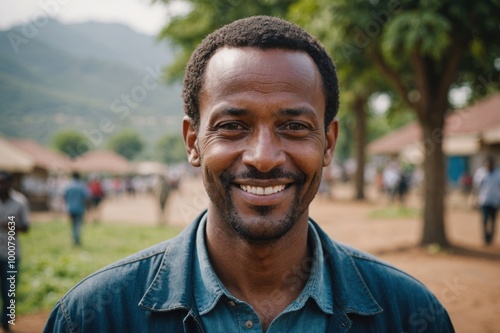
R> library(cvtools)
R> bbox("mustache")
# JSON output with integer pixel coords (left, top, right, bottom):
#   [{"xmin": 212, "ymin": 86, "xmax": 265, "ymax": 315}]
[{"xmin": 221, "ymin": 167, "xmax": 306, "ymax": 187}]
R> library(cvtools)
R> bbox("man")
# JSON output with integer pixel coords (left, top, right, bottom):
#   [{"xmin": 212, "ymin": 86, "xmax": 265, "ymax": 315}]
[
  {"xmin": 45, "ymin": 16, "xmax": 454, "ymax": 332},
  {"xmin": 63, "ymin": 172, "xmax": 89, "ymax": 246},
  {"xmin": 0, "ymin": 171, "xmax": 30, "ymax": 332},
  {"xmin": 87, "ymin": 176, "xmax": 105, "ymax": 223},
  {"xmin": 473, "ymin": 156, "xmax": 500, "ymax": 245}
]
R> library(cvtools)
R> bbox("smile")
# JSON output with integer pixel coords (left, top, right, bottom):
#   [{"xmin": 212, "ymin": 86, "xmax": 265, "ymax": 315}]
[{"xmin": 239, "ymin": 184, "xmax": 286, "ymax": 196}]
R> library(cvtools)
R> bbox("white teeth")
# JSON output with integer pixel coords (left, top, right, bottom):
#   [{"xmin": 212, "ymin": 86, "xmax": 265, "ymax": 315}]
[{"xmin": 240, "ymin": 184, "xmax": 286, "ymax": 196}]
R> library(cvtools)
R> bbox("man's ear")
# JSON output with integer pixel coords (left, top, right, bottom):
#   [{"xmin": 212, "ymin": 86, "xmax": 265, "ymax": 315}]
[
  {"xmin": 323, "ymin": 118, "xmax": 338, "ymax": 167},
  {"xmin": 183, "ymin": 116, "xmax": 200, "ymax": 167}
]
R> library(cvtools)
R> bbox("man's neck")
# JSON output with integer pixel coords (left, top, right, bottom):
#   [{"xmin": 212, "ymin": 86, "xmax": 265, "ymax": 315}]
[{"xmin": 205, "ymin": 210, "xmax": 311, "ymax": 328}]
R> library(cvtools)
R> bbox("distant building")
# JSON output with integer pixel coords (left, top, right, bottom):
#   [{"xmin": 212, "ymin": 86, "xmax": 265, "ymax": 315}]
[
  {"xmin": 9, "ymin": 139, "xmax": 72, "ymax": 210},
  {"xmin": 368, "ymin": 94, "xmax": 500, "ymax": 186}
]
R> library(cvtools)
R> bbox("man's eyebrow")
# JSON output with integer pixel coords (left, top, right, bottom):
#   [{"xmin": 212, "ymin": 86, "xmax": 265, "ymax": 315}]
[
  {"xmin": 212, "ymin": 108, "xmax": 250, "ymax": 117},
  {"xmin": 276, "ymin": 107, "xmax": 317, "ymax": 118},
  {"xmin": 211, "ymin": 107, "xmax": 317, "ymax": 119}
]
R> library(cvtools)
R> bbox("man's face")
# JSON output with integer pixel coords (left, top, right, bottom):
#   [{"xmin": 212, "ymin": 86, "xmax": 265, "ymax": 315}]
[
  {"xmin": 0, "ymin": 176, "xmax": 11, "ymax": 197},
  {"xmin": 184, "ymin": 47, "xmax": 337, "ymax": 242},
  {"xmin": 486, "ymin": 160, "xmax": 494, "ymax": 172}
]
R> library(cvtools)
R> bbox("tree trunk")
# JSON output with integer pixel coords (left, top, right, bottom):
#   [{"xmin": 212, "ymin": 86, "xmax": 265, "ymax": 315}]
[
  {"xmin": 419, "ymin": 109, "xmax": 449, "ymax": 247},
  {"xmin": 353, "ymin": 96, "xmax": 367, "ymax": 200}
]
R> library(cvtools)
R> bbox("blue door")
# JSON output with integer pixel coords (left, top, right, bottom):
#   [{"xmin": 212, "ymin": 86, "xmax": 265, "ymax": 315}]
[{"xmin": 447, "ymin": 156, "xmax": 469, "ymax": 186}]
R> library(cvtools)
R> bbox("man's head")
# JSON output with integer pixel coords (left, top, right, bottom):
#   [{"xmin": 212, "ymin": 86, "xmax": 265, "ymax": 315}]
[
  {"xmin": 183, "ymin": 16, "xmax": 338, "ymax": 243},
  {"xmin": 485, "ymin": 156, "xmax": 495, "ymax": 172},
  {"xmin": 72, "ymin": 172, "xmax": 81, "ymax": 180},
  {"xmin": 182, "ymin": 15, "xmax": 339, "ymax": 132},
  {"xmin": 0, "ymin": 171, "xmax": 13, "ymax": 197}
]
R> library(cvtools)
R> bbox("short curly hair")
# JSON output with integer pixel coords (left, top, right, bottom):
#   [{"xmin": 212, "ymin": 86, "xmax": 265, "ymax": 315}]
[{"xmin": 182, "ymin": 15, "xmax": 339, "ymax": 131}]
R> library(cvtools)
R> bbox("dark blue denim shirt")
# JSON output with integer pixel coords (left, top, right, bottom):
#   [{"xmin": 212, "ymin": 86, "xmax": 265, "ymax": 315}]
[
  {"xmin": 194, "ymin": 215, "xmax": 333, "ymax": 332},
  {"xmin": 44, "ymin": 211, "xmax": 454, "ymax": 332}
]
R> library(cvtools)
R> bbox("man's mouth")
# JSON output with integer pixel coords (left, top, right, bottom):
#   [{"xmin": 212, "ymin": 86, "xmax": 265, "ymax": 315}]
[{"xmin": 239, "ymin": 184, "xmax": 287, "ymax": 196}]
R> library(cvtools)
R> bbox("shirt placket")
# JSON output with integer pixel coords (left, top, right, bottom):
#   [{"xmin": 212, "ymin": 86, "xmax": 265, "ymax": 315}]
[{"xmin": 229, "ymin": 300, "xmax": 263, "ymax": 333}]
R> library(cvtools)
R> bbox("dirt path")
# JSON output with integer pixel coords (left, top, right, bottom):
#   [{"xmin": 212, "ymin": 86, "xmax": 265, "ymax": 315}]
[{"xmin": 24, "ymin": 179, "xmax": 500, "ymax": 332}]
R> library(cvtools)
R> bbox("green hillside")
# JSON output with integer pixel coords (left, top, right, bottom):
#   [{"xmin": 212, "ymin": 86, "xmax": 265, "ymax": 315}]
[{"xmin": 0, "ymin": 20, "xmax": 183, "ymax": 148}]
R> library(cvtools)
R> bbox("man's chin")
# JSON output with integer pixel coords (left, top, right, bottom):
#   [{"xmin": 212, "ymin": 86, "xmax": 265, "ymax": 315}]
[{"xmin": 227, "ymin": 209, "xmax": 296, "ymax": 243}]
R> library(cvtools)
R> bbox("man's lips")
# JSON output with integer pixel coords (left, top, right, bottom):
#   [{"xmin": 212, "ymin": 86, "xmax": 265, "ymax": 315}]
[
  {"xmin": 239, "ymin": 184, "xmax": 287, "ymax": 196},
  {"xmin": 230, "ymin": 179, "xmax": 294, "ymax": 207}
]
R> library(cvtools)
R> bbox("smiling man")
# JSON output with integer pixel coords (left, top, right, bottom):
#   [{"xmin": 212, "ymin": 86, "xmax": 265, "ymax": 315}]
[{"xmin": 44, "ymin": 16, "xmax": 454, "ymax": 333}]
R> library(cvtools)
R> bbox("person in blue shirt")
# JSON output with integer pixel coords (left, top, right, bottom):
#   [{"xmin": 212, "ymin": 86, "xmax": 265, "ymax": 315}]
[
  {"xmin": 44, "ymin": 16, "xmax": 454, "ymax": 332},
  {"xmin": 473, "ymin": 156, "xmax": 500, "ymax": 245},
  {"xmin": 63, "ymin": 172, "xmax": 89, "ymax": 246}
]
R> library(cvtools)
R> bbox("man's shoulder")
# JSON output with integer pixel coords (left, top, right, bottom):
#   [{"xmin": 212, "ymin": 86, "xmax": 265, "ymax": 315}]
[
  {"xmin": 58, "ymin": 220, "xmax": 197, "ymax": 302},
  {"xmin": 44, "ymin": 222, "xmax": 200, "ymax": 332},
  {"xmin": 61, "ymin": 240, "xmax": 169, "ymax": 300},
  {"xmin": 320, "ymin": 236, "xmax": 453, "ymax": 332},
  {"xmin": 338, "ymin": 244, "xmax": 426, "ymax": 286},
  {"xmin": 315, "ymin": 224, "xmax": 445, "ymax": 303},
  {"xmin": 10, "ymin": 190, "xmax": 28, "ymax": 206}
]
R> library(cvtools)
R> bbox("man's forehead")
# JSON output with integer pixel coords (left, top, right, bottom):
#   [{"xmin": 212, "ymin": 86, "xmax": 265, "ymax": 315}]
[
  {"xmin": 208, "ymin": 46, "xmax": 315, "ymax": 68},
  {"xmin": 204, "ymin": 47, "xmax": 321, "ymax": 89}
]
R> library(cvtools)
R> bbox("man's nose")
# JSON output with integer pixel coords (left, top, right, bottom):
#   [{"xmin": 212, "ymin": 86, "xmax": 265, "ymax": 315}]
[{"xmin": 242, "ymin": 128, "xmax": 286, "ymax": 173}]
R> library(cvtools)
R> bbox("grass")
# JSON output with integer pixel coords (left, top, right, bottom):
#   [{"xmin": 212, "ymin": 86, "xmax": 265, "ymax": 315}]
[
  {"xmin": 17, "ymin": 219, "xmax": 181, "ymax": 315},
  {"xmin": 368, "ymin": 205, "xmax": 421, "ymax": 219}
]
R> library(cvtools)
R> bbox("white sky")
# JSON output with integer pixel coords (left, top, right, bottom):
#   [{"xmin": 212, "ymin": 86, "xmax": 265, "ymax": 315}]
[{"xmin": 0, "ymin": 0, "xmax": 190, "ymax": 35}]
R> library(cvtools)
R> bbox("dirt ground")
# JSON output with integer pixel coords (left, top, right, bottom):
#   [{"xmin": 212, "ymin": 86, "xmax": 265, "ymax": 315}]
[{"xmin": 18, "ymin": 178, "xmax": 500, "ymax": 333}]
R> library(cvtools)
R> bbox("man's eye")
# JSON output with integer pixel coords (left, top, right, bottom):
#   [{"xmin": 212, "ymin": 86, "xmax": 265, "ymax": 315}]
[
  {"xmin": 283, "ymin": 123, "xmax": 307, "ymax": 131},
  {"xmin": 219, "ymin": 123, "xmax": 245, "ymax": 131}
]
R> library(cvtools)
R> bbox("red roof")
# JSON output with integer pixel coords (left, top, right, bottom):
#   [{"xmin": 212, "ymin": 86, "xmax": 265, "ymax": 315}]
[
  {"xmin": 368, "ymin": 94, "xmax": 500, "ymax": 155},
  {"xmin": 73, "ymin": 150, "xmax": 131, "ymax": 174},
  {"xmin": 9, "ymin": 139, "xmax": 73, "ymax": 172},
  {"xmin": 444, "ymin": 94, "xmax": 500, "ymax": 135},
  {"xmin": 367, "ymin": 122, "xmax": 420, "ymax": 155},
  {"xmin": 0, "ymin": 137, "xmax": 34, "ymax": 172}
]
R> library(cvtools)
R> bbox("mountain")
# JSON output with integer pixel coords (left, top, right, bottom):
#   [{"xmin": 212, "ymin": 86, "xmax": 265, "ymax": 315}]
[{"xmin": 0, "ymin": 19, "xmax": 183, "ymax": 148}]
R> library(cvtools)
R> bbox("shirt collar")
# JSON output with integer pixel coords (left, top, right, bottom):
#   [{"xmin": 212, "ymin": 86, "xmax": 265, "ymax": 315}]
[
  {"xmin": 193, "ymin": 214, "xmax": 227, "ymax": 315},
  {"xmin": 139, "ymin": 211, "xmax": 382, "ymax": 317},
  {"xmin": 193, "ymin": 215, "xmax": 334, "ymax": 316}
]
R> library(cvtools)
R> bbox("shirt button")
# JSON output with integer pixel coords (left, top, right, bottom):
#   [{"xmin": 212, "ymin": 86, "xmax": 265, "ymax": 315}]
[
  {"xmin": 228, "ymin": 301, "xmax": 236, "ymax": 307},
  {"xmin": 245, "ymin": 320, "xmax": 253, "ymax": 329}
]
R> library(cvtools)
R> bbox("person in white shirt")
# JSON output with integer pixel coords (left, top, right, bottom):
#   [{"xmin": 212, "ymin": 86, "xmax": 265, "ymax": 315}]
[
  {"xmin": 473, "ymin": 156, "xmax": 500, "ymax": 245},
  {"xmin": 0, "ymin": 171, "xmax": 30, "ymax": 331}
]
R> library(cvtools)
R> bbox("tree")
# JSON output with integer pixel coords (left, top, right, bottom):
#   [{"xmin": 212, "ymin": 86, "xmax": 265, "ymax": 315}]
[
  {"xmin": 108, "ymin": 130, "xmax": 144, "ymax": 160},
  {"xmin": 291, "ymin": 2, "xmax": 394, "ymax": 200},
  {"xmin": 156, "ymin": 133, "xmax": 187, "ymax": 164},
  {"xmin": 293, "ymin": 0, "xmax": 500, "ymax": 246},
  {"xmin": 157, "ymin": 0, "xmax": 383, "ymax": 200},
  {"xmin": 155, "ymin": 0, "xmax": 295, "ymax": 81},
  {"xmin": 52, "ymin": 129, "xmax": 91, "ymax": 159}
]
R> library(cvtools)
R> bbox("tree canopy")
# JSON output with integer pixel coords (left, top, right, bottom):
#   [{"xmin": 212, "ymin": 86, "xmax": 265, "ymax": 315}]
[
  {"xmin": 107, "ymin": 130, "xmax": 144, "ymax": 160},
  {"xmin": 154, "ymin": 0, "xmax": 294, "ymax": 81},
  {"xmin": 292, "ymin": 0, "xmax": 500, "ymax": 246},
  {"xmin": 52, "ymin": 129, "xmax": 91, "ymax": 159},
  {"xmin": 155, "ymin": 133, "xmax": 187, "ymax": 164},
  {"xmin": 156, "ymin": 0, "xmax": 500, "ymax": 246}
]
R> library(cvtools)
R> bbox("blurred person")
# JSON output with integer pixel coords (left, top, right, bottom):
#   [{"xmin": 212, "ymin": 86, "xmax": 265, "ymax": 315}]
[
  {"xmin": 44, "ymin": 16, "xmax": 453, "ymax": 332},
  {"xmin": 375, "ymin": 167, "xmax": 385, "ymax": 194},
  {"xmin": 473, "ymin": 156, "xmax": 500, "ymax": 245},
  {"xmin": 87, "ymin": 176, "xmax": 105, "ymax": 223},
  {"xmin": 124, "ymin": 176, "xmax": 135, "ymax": 197},
  {"xmin": 0, "ymin": 171, "xmax": 30, "ymax": 332},
  {"xmin": 383, "ymin": 160, "xmax": 399, "ymax": 201},
  {"xmin": 63, "ymin": 172, "xmax": 89, "ymax": 246},
  {"xmin": 153, "ymin": 174, "xmax": 174, "ymax": 225},
  {"xmin": 396, "ymin": 164, "xmax": 413, "ymax": 204},
  {"xmin": 112, "ymin": 177, "xmax": 123, "ymax": 197},
  {"xmin": 459, "ymin": 171, "xmax": 473, "ymax": 194}
]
